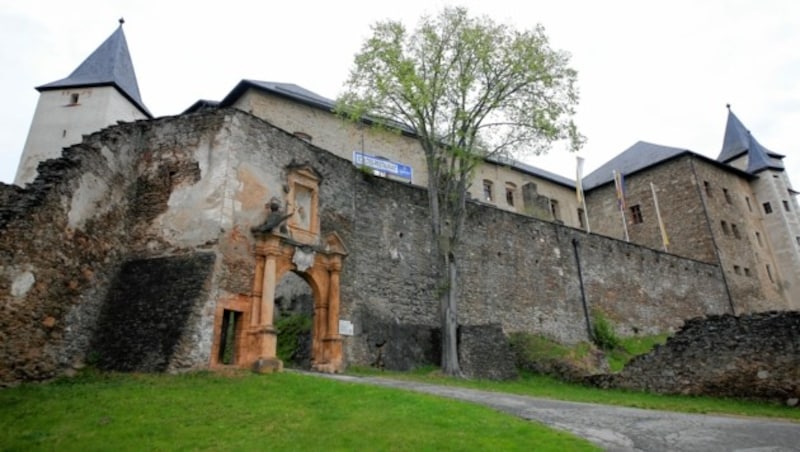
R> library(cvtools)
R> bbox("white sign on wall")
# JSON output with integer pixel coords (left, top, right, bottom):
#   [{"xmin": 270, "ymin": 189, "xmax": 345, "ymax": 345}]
[{"xmin": 339, "ymin": 319, "xmax": 354, "ymax": 336}]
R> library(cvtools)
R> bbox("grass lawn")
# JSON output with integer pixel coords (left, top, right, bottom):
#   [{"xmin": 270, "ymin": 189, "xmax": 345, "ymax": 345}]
[
  {"xmin": 0, "ymin": 370, "xmax": 598, "ymax": 451},
  {"xmin": 351, "ymin": 367, "xmax": 800, "ymax": 422}
]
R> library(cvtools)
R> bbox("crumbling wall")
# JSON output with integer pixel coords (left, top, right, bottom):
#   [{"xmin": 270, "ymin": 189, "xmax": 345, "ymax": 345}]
[
  {"xmin": 589, "ymin": 311, "xmax": 800, "ymax": 404},
  {"xmin": 0, "ymin": 112, "xmax": 228, "ymax": 385}
]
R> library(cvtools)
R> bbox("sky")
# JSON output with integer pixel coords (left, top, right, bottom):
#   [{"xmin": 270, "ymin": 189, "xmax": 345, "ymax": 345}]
[{"xmin": 1, "ymin": 0, "xmax": 799, "ymax": 186}]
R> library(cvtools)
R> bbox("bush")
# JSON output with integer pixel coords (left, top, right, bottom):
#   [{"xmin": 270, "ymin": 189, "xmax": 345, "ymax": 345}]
[
  {"xmin": 276, "ymin": 313, "xmax": 312, "ymax": 363},
  {"xmin": 591, "ymin": 310, "xmax": 621, "ymax": 351}
]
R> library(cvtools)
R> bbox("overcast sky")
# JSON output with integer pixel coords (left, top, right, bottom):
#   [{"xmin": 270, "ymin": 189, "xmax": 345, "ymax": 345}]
[{"xmin": 1, "ymin": 0, "xmax": 798, "ymax": 187}]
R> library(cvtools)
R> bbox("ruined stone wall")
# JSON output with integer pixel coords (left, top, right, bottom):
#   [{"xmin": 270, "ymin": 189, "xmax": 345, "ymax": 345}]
[
  {"xmin": 1, "ymin": 109, "xmax": 737, "ymax": 382},
  {"xmin": 589, "ymin": 311, "xmax": 800, "ymax": 404},
  {"xmin": 0, "ymin": 112, "xmax": 228, "ymax": 384}
]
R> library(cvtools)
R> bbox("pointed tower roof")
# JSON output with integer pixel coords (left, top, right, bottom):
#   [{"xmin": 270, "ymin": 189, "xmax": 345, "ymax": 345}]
[
  {"xmin": 717, "ymin": 105, "xmax": 783, "ymax": 172},
  {"xmin": 36, "ymin": 19, "xmax": 151, "ymax": 118}
]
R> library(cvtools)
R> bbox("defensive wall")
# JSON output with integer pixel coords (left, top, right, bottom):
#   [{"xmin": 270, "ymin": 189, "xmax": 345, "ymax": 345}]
[{"xmin": 1, "ymin": 108, "xmax": 733, "ymax": 384}]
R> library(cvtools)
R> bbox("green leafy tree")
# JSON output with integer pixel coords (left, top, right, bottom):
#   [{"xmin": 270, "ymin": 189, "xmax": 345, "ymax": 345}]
[{"xmin": 339, "ymin": 7, "xmax": 582, "ymax": 376}]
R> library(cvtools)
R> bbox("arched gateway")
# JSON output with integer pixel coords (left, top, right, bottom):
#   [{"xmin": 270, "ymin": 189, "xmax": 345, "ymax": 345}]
[{"xmin": 211, "ymin": 163, "xmax": 347, "ymax": 373}]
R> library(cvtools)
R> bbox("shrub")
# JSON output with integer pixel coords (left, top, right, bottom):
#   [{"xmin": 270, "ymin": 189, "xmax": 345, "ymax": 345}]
[{"xmin": 591, "ymin": 310, "xmax": 621, "ymax": 351}]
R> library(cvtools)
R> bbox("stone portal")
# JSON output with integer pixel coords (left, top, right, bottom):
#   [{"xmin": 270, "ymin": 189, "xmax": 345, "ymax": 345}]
[{"xmin": 211, "ymin": 163, "xmax": 347, "ymax": 373}]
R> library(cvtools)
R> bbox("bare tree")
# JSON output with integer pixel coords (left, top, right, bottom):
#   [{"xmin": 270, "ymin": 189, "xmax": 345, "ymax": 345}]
[{"xmin": 339, "ymin": 7, "xmax": 583, "ymax": 376}]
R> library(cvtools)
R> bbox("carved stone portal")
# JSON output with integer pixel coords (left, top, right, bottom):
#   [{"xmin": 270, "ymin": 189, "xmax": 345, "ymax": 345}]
[{"xmin": 213, "ymin": 163, "xmax": 347, "ymax": 373}]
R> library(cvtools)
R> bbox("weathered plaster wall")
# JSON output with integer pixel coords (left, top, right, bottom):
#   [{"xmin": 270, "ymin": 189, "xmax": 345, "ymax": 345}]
[{"xmin": 0, "ymin": 109, "xmax": 738, "ymax": 383}]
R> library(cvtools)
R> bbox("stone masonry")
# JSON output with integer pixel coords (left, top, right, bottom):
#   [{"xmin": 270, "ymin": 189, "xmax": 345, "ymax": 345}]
[{"xmin": 0, "ymin": 108, "xmax": 752, "ymax": 385}]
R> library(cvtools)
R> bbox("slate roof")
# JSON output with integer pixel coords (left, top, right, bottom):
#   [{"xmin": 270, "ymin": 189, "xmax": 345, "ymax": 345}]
[
  {"xmin": 582, "ymin": 141, "xmax": 689, "ymax": 190},
  {"xmin": 582, "ymin": 141, "xmax": 755, "ymax": 190},
  {"xmin": 717, "ymin": 107, "xmax": 783, "ymax": 172},
  {"xmin": 37, "ymin": 21, "xmax": 151, "ymax": 118}
]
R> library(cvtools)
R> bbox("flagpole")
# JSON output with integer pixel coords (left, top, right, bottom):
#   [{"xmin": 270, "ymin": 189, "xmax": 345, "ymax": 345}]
[
  {"xmin": 613, "ymin": 170, "xmax": 629, "ymax": 241},
  {"xmin": 576, "ymin": 157, "xmax": 591, "ymax": 233},
  {"xmin": 650, "ymin": 182, "xmax": 669, "ymax": 252}
]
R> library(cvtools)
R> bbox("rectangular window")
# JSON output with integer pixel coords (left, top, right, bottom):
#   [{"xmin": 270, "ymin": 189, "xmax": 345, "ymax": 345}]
[
  {"xmin": 796, "ymin": 236, "xmax": 800, "ymax": 247},
  {"xmin": 745, "ymin": 196, "xmax": 752, "ymax": 212},
  {"xmin": 733, "ymin": 265, "xmax": 741, "ymax": 275},
  {"xmin": 505, "ymin": 183, "xmax": 516, "ymax": 206},
  {"xmin": 69, "ymin": 93, "xmax": 80, "ymax": 104},
  {"xmin": 704, "ymin": 181, "xmax": 712, "ymax": 197},
  {"xmin": 720, "ymin": 220, "xmax": 729, "ymax": 235},
  {"xmin": 630, "ymin": 204, "xmax": 643, "ymax": 224},
  {"xmin": 550, "ymin": 199, "xmax": 561, "ymax": 221},
  {"xmin": 577, "ymin": 208, "xmax": 586, "ymax": 230},
  {"xmin": 783, "ymin": 200, "xmax": 791, "ymax": 212},
  {"xmin": 723, "ymin": 188, "xmax": 732, "ymax": 204},
  {"xmin": 483, "ymin": 180, "xmax": 494, "ymax": 202},
  {"xmin": 763, "ymin": 202, "xmax": 773, "ymax": 214},
  {"xmin": 766, "ymin": 264, "xmax": 774, "ymax": 283},
  {"xmin": 744, "ymin": 267, "xmax": 751, "ymax": 277},
  {"xmin": 755, "ymin": 231, "xmax": 763, "ymax": 247},
  {"xmin": 731, "ymin": 223, "xmax": 741, "ymax": 239}
]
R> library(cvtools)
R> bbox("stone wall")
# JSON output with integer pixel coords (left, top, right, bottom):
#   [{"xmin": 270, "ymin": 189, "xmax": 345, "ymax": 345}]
[
  {"xmin": 0, "ymin": 108, "xmax": 738, "ymax": 383},
  {"xmin": 589, "ymin": 311, "xmax": 800, "ymax": 404},
  {"xmin": 91, "ymin": 253, "xmax": 217, "ymax": 372},
  {"xmin": 584, "ymin": 155, "xmax": 788, "ymax": 312}
]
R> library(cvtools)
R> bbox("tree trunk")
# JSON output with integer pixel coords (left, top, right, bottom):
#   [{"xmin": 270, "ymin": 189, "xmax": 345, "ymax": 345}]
[{"xmin": 439, "ymin": 250, "xmax": 461, "ymax": 376}]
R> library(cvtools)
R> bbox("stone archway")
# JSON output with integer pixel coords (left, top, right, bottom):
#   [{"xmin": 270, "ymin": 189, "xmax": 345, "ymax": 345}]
[{"xmin": 244, "ymin": 232, "xmax": 347, "ymax": 373}]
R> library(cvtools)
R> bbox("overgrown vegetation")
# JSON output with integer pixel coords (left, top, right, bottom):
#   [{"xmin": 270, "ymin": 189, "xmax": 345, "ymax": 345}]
[
  {"xmin": 275, "ymin": 313, "xmax": 312, "ymax": 364},
  {"xmin": 0, "ymin": 371, "xmax": 598, "ymax": 451},
  {"xmin": 591, "ymin": 309, "xmax": 621, "ymax": 351}
]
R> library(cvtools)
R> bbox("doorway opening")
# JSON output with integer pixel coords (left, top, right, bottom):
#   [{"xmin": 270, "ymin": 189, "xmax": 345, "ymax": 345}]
[
  {"xmin": 274, "ymin": 272, "xmax": 314, "ymax": 369},
  {"xmin": 217, "ymin": 309, "xmax": 243, "ymax": 365}
]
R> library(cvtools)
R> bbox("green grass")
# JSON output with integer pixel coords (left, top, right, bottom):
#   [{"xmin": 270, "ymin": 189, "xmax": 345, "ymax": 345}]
[
  {"xmin": 606, "ymin": 333, "xmax": 670, "ymax": 372},
  {"xmin": 350, "ymin": 368, "xmax": 800, "ymax": 422},
  {"xmin": 0, "ymin": 370, "xmax": 598, "ymax": 451}
]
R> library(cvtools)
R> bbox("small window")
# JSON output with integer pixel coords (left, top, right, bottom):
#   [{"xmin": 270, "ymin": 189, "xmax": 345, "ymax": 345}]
[
  {"xmin": 763, "ymin": 202, "xmax": 772, "ymax": 214},
  {"xmin": 577, "ymin": 208, "xmax": 586, "ymax": 230},
  {"xmin": 505, "ymin": 183, "xmax": 516, "ymax": 206},
  {"xmin": 483, "ymin": 180, "xmax": 494, "ymax": 202},
  {"xmin": 766, "ymin": 264, "xmax": 774, "ymax": 283},
  {"xmin": 62, "ymin": 129, "xmax": 67, "ymax": 138},
  {"xmin": 723, "ymin": 188, "xmax": 732, "ymax": 204},
  {"xmin": 783, "ymin": 200, "xmax": 791, "ymax": 212},
  {"xmin": 744, "ymin": 267, "xmax": 751, "ymax": 277},
  {"xmin": 69, "ymin": 93, "xmax": 79, "ymax": 104},
  {"xmin": 755, "ymin": 231, "xmax": 763, "ymax": 247},
  {"xmin": 745, "ymin": 196, "xmax": 752, "ymax": 212},
  {"xmin": 704, "ymin": 181, "xmax": 712, "ymax": 197},
  {"xmin": 731, "ymin": 223, "xmax": 740, "ymax": 239},
  {"xmin": 630, "ymin": 204, "xmax": 643, "ymax": 224},
  {"xmin": 217, "ymin": 309, "xmax": 242, "ymax": 365},
  {"xmin": 720, "ymin": 221, "xmax": 729, "ymax": 235},
  {"xmin": 796, "ymin": 236, "xmax": 800, "ymax": 246},
  {"xmin": 733, "ymin": 265, "xmax": 741, "ymax": 275},
  {"xmin": 550, "ymin": 199, "xmax": 561, "ymax": 221}
]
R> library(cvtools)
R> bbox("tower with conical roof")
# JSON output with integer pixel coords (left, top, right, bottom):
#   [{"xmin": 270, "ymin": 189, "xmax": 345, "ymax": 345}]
[
  {"xmin": 717, "ymin": 105, "xmax": 800, "ymax": 306},
  {"xmin": 13, "ymin": 19, "xmax": 152, "ymax": 185}
]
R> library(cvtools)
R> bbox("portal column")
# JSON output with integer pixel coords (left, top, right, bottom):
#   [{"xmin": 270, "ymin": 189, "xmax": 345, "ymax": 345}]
[
  {"xmin": 322, "ymin": 259, "xmax": 343, "ymax": 372},
  {"xmin": 249, "ymin": 236, "xmax": 283, "ymax": 373}
]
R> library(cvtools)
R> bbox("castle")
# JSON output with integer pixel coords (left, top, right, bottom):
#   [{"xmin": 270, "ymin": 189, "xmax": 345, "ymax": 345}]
[{"xmin": 1, "ymin": 23, "xmax": 798, "ymax": 383}]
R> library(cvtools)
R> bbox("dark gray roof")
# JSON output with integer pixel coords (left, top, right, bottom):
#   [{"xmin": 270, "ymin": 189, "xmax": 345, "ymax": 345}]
[
  {"xmin": 717, "ymin": 107, "xmax": 783, "ymax": 168},
  {"xmin": 582, "ymin": 141, "xmax": 689, "ymax": 189},
  {"xmin": 487, "ymin": 155, "xmax": 575, "ymax": 188},
  {"xmin": 745, "ymin": 131, "xmax": 784, "ymax": 173},
  {"xmin": 37, "ymin": 22, "xmax": 151, "ymax": 118}
]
